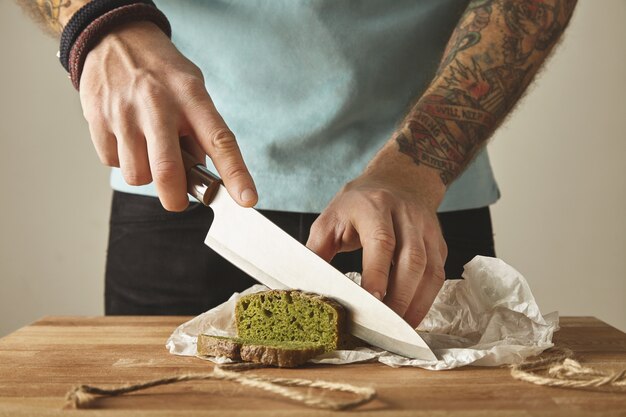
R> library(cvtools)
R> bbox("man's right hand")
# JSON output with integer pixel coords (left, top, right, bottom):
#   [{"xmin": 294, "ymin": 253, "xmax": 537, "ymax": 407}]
[{"xmin": 80, "ymin": 21, "xmax": 257, "ymax": 211}]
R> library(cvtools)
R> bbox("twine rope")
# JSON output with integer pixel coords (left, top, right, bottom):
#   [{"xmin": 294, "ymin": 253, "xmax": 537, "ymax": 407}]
[
  {"xmin": 65, "ymin": 347, "xmax": 626, "ymax": 410},
  {"xmin": 510, "ymin": 347, "xmax": 626, "ymax": 392},
  {"xmin": 64, "ymin": 362, "xmax": 376, "ymax": 411}
]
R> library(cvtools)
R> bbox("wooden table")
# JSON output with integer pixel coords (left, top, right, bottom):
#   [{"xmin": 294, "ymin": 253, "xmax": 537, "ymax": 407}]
[{"xmin": 0, "ymin": 316, "xmax": 624, "ymax": 416}]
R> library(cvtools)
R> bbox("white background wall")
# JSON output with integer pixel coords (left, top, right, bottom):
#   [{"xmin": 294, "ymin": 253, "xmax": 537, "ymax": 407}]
[
  {"xmin": 1, "ymin": 0, "xmax": 624, "ymax": 337},
  {"xmin": 489, "ymin": 0, "xmax": 626, "ymax": 332}
]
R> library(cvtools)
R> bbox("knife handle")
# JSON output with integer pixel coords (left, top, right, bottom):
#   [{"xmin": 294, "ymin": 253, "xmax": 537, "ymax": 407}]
[{"xmin": 181, "ymin": 150, "xmax": 222, "ymax": 206}]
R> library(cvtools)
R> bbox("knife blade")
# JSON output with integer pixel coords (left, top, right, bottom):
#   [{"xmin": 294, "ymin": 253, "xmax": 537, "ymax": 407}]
[{"xmin": 183, "ymin": 152, "xmax": 436, "ymax": 360}]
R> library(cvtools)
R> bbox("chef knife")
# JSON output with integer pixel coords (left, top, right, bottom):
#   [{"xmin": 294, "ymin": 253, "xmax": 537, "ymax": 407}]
[{"xmin": 183, "ymin": 151, "xmax": 437, "ymax": 361}]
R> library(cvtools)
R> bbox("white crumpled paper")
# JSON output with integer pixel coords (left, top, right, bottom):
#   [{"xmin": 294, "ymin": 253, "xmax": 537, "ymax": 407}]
[{"xmin": 166, "ymin": 256, "xmax": 558, "ymax": 370}]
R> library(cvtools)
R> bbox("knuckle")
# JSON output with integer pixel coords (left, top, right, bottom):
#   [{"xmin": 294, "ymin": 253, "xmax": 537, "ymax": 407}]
[
  {"xmin": 110, "ymin": 120, "xmax": 130, "ymax": 136},
  {"xmin": 176, "ymin": 59, "xmax": 204, "ymax": 81},
  {"xmin": 141, "ymin": 87, "xmax": 165, "ymax": 105},
  {"xmin": 137, "ymin": 77, "xmax": 167, "ymax": 104},
  {"xmin": 309, "ymin": 220, "xmax": 324, "ymax": 237},
  {"xmin": 178, "ymin": 74, "xmax": 207, "ymax": 96},
  {"xmin": 310, "ymin": 215, "xmax": 333, "ymax": 237},
  {"xmin": 367, "ymin": 228, "xmax": 396, "ymax": 253},
  {"xmin": 210, "ymin": 128, "xmax": 238, "ymax": 152},
  {"xmin": 152, "ymin": 159, "xmax": 180, "ymax": 183},
  {"xmin": 223, "ymin": 164, "xmax": 249, "ymax": 181},
  {"xmin": 368, "ymin": 189, "xmax": 393, "ymax": 206},
  {"xmin": 115, "ymin": 99, "xmax": 134, "ymax": 116},
  {"xmin": 404, "ymin": 246, "xmax": 427, "ymax": 272},
  {"xmin": 388, "ymin": 294, "xmax": 412, "ymax": 316},
  {"xmin": 187, "ymin": 62, "xmax": 204, "ymax": 80},
  {"xmin": 83, "ymin": 105, "xmax": 104, "ymax": 125},
  {"xmin": 431, "ymin": 268, "xmax": 446, "ymax": 286}
]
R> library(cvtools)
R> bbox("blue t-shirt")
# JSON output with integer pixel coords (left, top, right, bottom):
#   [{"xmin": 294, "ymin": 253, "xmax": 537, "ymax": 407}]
[{"xmin": 111, "ymin": 0, "xmax": 500, "ymax": 213}]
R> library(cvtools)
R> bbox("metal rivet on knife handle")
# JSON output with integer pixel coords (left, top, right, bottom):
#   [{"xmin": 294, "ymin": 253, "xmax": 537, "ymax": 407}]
[{"xmin": 181, "ymin": 149, "xmax": 222, "ymax": 206}]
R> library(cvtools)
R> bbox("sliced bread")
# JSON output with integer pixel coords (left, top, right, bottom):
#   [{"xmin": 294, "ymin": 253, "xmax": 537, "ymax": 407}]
[{"xmin": 197, "ymin": 334, "xmax": 324, "ymax": 368}]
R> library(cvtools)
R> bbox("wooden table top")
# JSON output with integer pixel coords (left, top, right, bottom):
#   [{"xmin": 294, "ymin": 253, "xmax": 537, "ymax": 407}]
[{"xmin": 0, "ymin": 316, "xmax": 624, "ymax": 416}]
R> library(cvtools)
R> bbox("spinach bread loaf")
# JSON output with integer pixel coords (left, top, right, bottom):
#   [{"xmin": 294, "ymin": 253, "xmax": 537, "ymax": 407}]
[
  {"xmin": 235, "ymin": 290, "xmax": 347, "ymax": 352},
  {"xmin": 197, "ymin": 290, "xmax": 348, "ymax": 367}
]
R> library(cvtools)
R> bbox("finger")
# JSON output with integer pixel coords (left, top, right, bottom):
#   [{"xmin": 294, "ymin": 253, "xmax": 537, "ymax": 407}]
[
  {"xmin": 185, "ymin": 95, "xmax": 257, "ymax": 207},
  {"xmin": 179, "ymin": 135, "xmax": 206, "ymax": 164},
  {"xmin": 143, "ymin": 117, "xmax": 189, "ymax": 212},
  {"xmin": 404, "ymin": 238, "xmax": 446, "ymax": 328},
  {"xmin": 356, "ymin": 212, "xmax": 395, "ymax": 301},
  {"xmin": 115, "ymin": 123, "xmax": 152, "ymax": 186},
  {"xmin": 88, "ymin": 121, "xmax": 119, "ymax": 167},
  {"xmin": 383, "ymin": 227, "xmax": 426, "ymax": 318},
  {"xmin": 306, "ymin": 214, "xmax": 341, "ymax": 263}
]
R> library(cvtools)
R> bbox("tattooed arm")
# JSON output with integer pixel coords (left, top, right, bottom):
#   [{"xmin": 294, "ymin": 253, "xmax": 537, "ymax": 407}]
[
  {"xmin": 16, "ymin": 0, "xmax": 86, "ymax": 36},
  {"xmin": 16, "ymin": 0, "xmax": 258, "ymax": 210},
  {"xmin": 398, "ymin": 0, "xmax": 578, "ymax": 184},
  {"xmin": 307, "ymin": 0, "xmax": 577, "ymax": 327}
]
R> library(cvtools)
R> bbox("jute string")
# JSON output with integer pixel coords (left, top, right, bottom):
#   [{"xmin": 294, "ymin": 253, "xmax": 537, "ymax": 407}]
[
  {"xmin": 64, "ymin": 347, "xmax": 625, "ymax": 410},
  {"xmin": 510, "ymin": 347, "xmax": 626, "ymax": 392},
  {"xmin": 64, "ymin": 362, "xmax": 376, "ymax": 410}
]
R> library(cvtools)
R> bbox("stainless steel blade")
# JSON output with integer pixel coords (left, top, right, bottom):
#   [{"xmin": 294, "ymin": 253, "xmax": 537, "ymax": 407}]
[{"xmin": 205, "ymin": 185, "xmax": 436, "ymax": 361}]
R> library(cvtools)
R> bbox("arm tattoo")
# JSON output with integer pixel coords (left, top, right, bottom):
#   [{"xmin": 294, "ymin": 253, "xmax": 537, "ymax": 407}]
[
  {"xmin": 397, "ymin": 0, "xmax": 577, "ymax": 185},
  {"xmin": 16, "ymin": 0, "xmax": 85, "ymax": 36}
]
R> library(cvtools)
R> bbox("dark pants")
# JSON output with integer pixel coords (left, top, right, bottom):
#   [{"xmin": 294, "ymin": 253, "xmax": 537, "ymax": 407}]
[{"xmin": 105, "ymin": 191, "xmax": 495, "ymax": 315}]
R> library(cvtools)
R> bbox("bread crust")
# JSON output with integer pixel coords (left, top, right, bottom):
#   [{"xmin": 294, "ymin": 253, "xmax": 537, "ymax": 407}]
[
  {"xmin": 197, "ymin": 334, "xmax": 325, "ymax": 368},
  {"xmin": 240, "ymin": 343, "xmax": 325, "ymax": 368},
  {"xmin": 197, "ymin": 334, "xmax": 242, "ymax": 360}
]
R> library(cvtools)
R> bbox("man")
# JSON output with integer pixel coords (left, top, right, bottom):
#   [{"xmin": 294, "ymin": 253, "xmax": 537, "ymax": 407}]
[{"xmin": 19, "ymin": 0, "xmax": 577, "ymax": 327}]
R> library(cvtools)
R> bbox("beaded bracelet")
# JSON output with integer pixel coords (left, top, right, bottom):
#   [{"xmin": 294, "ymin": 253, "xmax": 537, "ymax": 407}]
[
  {"xmin": 59, "ymin": 0, "xmax": 156, "ymax": 72},
  {"xmin": 68, "ymin": 3, "xmax": 171, "ymax": 90}
]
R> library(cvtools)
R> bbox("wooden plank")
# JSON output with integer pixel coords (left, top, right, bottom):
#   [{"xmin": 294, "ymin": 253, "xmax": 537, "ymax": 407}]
[{"xmin": 0, "ymin": 316, "xmax": 624, "ymax": 417}]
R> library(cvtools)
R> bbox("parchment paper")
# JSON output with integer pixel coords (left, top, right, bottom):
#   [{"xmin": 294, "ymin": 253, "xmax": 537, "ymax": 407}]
[{"xmin": 166, "ymin": 256, "xmax": 558, "ymax": 370}]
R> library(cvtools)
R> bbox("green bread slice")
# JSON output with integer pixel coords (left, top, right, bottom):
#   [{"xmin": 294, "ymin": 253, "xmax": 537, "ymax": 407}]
[
  {"xmin": 235, "ymin": 290, "xmax": 348, "ymax": 352},
  {"xmin": 196, "ymin": 334, "xmax": 324, "ymax": 367}
]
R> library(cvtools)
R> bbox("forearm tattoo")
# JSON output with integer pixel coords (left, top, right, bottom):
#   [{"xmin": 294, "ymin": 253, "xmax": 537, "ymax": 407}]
[
  {"xmin": 16, "ymin": 0, "xmax": 84, "ymax": 36},
  {"xmin": 397, "ymin": 0, "xmax": 577, "ymax": 185}
]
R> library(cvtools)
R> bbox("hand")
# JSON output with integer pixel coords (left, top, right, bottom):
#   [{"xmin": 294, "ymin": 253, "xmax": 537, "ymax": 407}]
[
  {"xmin": 306, "ymin": 152, "xmax": 448, "ymax": 327},
  {"xmin": 80, "ymin": 21, "xmax": 257, "ymax": 211}
]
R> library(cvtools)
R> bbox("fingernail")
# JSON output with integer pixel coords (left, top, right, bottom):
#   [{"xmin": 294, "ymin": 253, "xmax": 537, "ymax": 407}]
[
  {"xmin": 240, "ymin": 188, "xmax": 257, "ymax": 203},
  {"xmin": 373, "ymin": 292, "xmax": 382, "ymax": 301}
]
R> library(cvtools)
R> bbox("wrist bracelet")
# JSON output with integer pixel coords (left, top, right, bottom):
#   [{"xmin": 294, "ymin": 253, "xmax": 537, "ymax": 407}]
[
  {"xmin": 68, "ymin": 3, "xmax": 171, "ymax": 90},
  {"xmin": 59, "ymin": 0, "xmax": 156, "ymax": 72}
]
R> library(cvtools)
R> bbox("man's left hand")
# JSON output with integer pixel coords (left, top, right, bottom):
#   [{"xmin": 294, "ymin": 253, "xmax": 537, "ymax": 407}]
[{"xmin": 306, "ymin": 156, "xmax": 448, "ymax": 328}]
